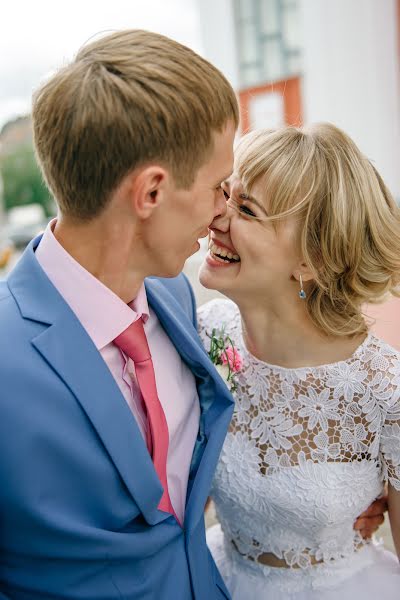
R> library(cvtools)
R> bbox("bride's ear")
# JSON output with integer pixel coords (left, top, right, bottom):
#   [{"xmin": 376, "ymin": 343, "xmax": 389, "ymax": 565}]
[{"xmin": 292, "ymin": 263, "xmax": 314, "ymax": 284}]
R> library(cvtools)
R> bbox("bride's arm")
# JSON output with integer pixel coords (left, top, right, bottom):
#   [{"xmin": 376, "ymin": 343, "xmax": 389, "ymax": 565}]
[{"xmin": 388, "ymin": 484, "xmax": 400, "ymax": 559}]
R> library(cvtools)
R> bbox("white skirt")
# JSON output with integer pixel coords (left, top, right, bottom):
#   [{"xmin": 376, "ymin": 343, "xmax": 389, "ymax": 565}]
[{"xmin": 207, "ymin": 524, "xmax": 400, "ymax": 600}]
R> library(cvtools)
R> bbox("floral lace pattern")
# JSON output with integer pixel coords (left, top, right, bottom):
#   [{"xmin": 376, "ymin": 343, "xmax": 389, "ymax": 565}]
[{"xmin": 198, "ymin": 299, "xmax": 400, "ymax": 576}]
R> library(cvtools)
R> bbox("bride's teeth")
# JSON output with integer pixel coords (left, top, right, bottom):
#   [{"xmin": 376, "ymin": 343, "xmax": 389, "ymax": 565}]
[{"xmin": 209, "ymin": 242, "xmax": 240, "ymax": 262}]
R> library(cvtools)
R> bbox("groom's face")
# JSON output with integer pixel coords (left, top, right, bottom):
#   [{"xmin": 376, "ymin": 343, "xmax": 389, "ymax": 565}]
[{"xmin": 145, "ymin": 120, "xmax": 236, "ymax": 277}]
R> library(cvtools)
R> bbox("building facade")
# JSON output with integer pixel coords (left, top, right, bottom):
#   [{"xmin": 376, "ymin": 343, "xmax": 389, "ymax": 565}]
[{"xmin": 196, "ymin": 0, "xmax": 400, "ymax": 199}]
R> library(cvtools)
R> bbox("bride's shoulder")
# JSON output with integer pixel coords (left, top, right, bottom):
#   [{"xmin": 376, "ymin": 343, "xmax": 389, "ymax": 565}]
[
  {"xmin": 197, "ymin": 298, "xmax": 239, "ymax": 337},
  {"xmin": 363, "ymin": 334, "xmax": 400, "ymax": 366},
  {"xmin": 362, "ymin": 334, "xmax": 400, "ymax": 404}
]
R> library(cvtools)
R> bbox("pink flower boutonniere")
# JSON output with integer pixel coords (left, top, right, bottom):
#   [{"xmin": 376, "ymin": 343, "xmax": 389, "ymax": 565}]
[{"xmin": 207, "ymin": 327, "xmax": 243, "ymax": 392}]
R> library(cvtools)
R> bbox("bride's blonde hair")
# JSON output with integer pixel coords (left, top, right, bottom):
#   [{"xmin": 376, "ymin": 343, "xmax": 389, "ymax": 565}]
[{"xmin": 235, "ymin": 123, "xmax": 400, "ymax": 337}]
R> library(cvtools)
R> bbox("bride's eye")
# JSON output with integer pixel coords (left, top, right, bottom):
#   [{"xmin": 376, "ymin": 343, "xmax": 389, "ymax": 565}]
[{"xmin": 239, "ymin": 204, "xmax": 256, "ymax": 217}]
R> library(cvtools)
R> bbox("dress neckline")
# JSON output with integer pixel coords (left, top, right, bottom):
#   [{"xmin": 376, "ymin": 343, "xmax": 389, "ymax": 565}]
[{"xmin": 237, "ymin": 319, "xmax": 373, "ymax": 373}]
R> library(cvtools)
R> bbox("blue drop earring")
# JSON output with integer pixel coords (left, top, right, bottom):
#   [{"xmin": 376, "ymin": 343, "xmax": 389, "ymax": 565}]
[{"xmin": 299, "ymin": 274, "xmax": 307, "ymax": 299}]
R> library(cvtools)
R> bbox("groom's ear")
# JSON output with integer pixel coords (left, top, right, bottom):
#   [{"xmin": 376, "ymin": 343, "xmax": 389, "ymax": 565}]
[{"xmin": 127, "ymin": 165, "xmax": 169, "ymax": 219}]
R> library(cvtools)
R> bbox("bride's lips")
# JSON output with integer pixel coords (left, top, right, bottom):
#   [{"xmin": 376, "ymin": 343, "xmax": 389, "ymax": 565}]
[
  {"xmin": 206, "ymin": 237, "xmax": 240, "ymax": 268},
  {"xmin": 205, "ymin": 253, "xmax": 233, "ymax": 268},
  {"xmin": 210, "ymin": 238, "xmax": 237, "ymax": 255}
]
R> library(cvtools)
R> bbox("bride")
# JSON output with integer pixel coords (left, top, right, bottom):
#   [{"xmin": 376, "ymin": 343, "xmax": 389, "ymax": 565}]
[{"xmin": 198, "ymin": 123, "xmax": 400, "ymax": 598}]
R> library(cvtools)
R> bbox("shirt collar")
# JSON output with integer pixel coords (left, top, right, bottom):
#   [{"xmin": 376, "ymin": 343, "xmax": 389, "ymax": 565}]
[{"xmin": 35, "ymin": 219, "xmax": 150, "ymax": 349}]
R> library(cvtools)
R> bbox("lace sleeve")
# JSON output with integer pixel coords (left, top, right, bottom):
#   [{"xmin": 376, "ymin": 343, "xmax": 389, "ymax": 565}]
[{"xmin": 380, "ymin": 352, "xmax": 400, "ymax": 491}]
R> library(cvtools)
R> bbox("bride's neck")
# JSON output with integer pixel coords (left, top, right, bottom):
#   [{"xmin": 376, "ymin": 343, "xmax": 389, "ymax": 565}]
[{"xmin": 236, "ymin": 297, "xmax": 365, "ymax": 369}]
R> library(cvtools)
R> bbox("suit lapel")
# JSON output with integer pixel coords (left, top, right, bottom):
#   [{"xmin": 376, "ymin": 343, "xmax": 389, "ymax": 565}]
[
  {"xmin": 8, "ymin": 240, "xmax": 170, "ymax": 526},
  {"xmin": 145, "ymin": 277, "xmax": 228, "ymax": 389},
  {"xmin": 145, "ymin": 278, "xmax": 234, "ymax": 528},
  {"xmin": 145, "ymin": 277, "xmax": 234, "ymax": 431}
]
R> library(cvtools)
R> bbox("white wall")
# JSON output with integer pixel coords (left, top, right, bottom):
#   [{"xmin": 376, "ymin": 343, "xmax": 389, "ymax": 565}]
[
  {"xmin": 196, "ymin": 0, "xmax": 240, "ymax": 88},
  {"xmin": 300, "ymin": 0, "xmax": 400, "ymax": 198},
  {"xmin": 196, "ymin": 0, "xmax": 400, "ymax": 197}
]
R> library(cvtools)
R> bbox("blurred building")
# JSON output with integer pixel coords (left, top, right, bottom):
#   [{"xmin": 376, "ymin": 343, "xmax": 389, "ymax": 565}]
[{"xmin": 196, "ymin": 0, "xmax": 400, "ymax": 199}]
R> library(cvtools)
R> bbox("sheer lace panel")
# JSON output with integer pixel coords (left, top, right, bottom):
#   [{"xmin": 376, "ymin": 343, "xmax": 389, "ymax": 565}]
[{"xmin": 198, "ymin": 299, "xmax": 400, "ymax": 569}]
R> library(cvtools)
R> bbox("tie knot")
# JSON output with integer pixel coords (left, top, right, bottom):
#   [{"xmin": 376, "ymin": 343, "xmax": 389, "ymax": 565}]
[{"xmin": 113, "ymin": 318, "xmax": 151, "ymax": 363}]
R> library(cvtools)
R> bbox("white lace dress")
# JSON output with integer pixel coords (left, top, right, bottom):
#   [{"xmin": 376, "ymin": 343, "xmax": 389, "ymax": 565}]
[{"xmin": 198, "ymin": 299, "xmax": 400, "ymax": 599}]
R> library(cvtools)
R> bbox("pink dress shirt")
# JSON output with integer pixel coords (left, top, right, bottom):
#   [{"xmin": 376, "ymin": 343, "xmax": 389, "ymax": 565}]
[{"xmin": 35, "ymin": 220, "xmax": 200, "ymax": 523}]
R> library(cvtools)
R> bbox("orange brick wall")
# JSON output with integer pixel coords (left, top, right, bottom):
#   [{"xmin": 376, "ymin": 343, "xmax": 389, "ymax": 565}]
[{"xmin": 238, "ymin": 76, "xmax": 302, "ymax": 133}]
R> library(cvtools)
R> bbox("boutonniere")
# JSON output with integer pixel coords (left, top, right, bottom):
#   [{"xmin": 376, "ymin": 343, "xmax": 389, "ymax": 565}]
[{"xmin": 207, "ymin": 327, "xmax": 243, "ymax": 392}]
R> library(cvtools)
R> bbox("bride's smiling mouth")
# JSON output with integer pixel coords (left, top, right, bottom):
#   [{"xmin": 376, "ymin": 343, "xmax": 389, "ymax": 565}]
[{"xmin": 208, "ymin": 239, "xmax": 241, "ymax": 264}]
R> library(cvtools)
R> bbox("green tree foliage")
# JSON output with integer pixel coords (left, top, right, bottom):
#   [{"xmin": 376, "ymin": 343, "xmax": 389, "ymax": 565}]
[{"xmin": 0, "ymin": 145, "xmax": 53, "ymax": 217}]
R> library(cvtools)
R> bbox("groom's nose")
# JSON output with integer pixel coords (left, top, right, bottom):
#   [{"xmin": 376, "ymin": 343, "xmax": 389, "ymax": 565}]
[
  {"xmin": 213, "ymin": 186, "xmax": 228, "ymax": 220},
  {"xmin": 209, "ymin": 201, "xmax": 231, "ymax": 233}
]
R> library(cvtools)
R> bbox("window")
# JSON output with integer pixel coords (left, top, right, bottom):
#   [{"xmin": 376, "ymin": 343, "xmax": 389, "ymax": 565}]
[{"xmin": 234, "ymin": 0, "xmax": 302, "ymax": 88}]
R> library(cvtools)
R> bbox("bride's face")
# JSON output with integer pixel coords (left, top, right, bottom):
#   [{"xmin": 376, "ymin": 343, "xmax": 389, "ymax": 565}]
[{"xmin": 199, "ymin": 176, "xmax": 302, "ymax": 302}]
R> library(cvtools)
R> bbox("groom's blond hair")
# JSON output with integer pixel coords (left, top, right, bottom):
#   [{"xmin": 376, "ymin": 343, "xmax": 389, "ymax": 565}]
[
  {"xmin": 32, "ymin": 29, "xmax": 239, "ymax": 220},
  {"xmin": 235, "ymin": 123, "xmax": 400, "ymax": 337}
]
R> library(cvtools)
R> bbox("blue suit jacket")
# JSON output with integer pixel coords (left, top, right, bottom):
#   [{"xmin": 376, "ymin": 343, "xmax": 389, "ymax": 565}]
[{"xmin": 0, "ymin": 237, "xmax": 234, "ymax": 600}]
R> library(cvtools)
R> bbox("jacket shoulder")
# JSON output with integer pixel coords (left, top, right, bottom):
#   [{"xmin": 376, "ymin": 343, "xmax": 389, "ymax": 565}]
[
  {"xmin": 0, "ymin": 281, "xmax": 18, "ymax": 318},
  {"xmin": 0, "ymin": 280, "xmax": 11, "ymax": 302}
]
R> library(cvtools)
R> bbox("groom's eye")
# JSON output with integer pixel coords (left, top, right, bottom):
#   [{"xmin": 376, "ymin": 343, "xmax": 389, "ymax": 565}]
[{"xmin": 223, "ymin": 190, "xmax": 230, "ymax": 201}]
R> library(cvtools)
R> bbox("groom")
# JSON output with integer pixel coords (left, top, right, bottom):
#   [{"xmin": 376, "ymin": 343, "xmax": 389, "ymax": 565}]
[
  {"xmin": 0, "ymin": 30, "xmax": 237, "ymax": 600},
  {"xmin": 0, "ymin": 29, "xmax": 385, "ymax": 600}
]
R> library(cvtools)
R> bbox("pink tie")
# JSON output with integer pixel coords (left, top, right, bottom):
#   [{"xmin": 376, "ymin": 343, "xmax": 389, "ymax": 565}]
[{"xmin": 113, "ymin": 318, "xmax": 175, "ymax": 518}]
